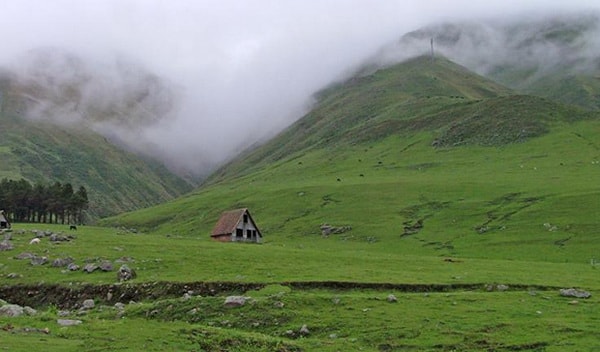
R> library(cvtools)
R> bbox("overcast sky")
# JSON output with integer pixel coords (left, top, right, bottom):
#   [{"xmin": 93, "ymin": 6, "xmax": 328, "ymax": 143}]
[{"xmin": 1, "ymin": 0, "xmax": 600, "ymax": 175}]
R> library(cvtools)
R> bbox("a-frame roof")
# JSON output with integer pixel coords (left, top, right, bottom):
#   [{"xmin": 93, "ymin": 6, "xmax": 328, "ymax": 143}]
[{"xmin": 210, "ymin": 208, "xmax": 262, "ymax": 238}]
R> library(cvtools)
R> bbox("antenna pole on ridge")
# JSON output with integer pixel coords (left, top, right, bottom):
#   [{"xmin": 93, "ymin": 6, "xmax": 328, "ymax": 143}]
[{"xmin": 430, "ymin": 37, "xmax": 434, "ymax": 63}]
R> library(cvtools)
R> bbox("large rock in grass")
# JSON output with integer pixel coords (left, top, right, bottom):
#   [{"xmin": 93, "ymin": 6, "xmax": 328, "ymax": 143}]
[
  {"xmin": 30, "ymin": 256, "xmax": 48, "ymax": 266},
  {"xmin": 0, "ymin": 240, "xmax": 13, "ymax": 251},
  {"xmin": 83, "ymin": 263, "xmax": 99, "ymax": 273},
  {"xmin": 117, "ymin": 264, "xmax": 137, "ymax": 281},
  {"xmin": 559, "ymin": 288, "xmax": 591, "ymax": 299},
  {"xmin": 0, "ymin": 304, "xmax": 23, "ymax": 317},
  {"xmin": 224, "ymin": 296, "xmax": 250, "ymax": 307},
  {"xmin": 52, "ymin": 257, "xmax": 74, "ymax": 268}
]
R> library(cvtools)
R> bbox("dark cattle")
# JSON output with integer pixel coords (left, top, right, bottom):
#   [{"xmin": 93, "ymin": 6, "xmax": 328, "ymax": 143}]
[{"xmin": 69, "ymin": 225, "xmax": 77, "ymax": 231}]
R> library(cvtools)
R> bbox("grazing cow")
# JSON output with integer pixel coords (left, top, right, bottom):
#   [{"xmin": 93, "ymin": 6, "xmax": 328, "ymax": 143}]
[
  {"xmin": 69, "ymin": 225, "xmax": 77, "ymax": 231},
  {"xmin": 29, "ymin": 238, "xmax": 41, "ymax": 245}
]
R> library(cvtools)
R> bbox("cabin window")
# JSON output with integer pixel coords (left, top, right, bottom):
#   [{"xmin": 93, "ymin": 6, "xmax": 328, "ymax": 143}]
[
  {"xmin": 243, "ymin": 214, "xmax": 248, "ymax": 223},
  {"xmin": 246, "ymin": 229, "xmax": 252, "ymax": 238},
  {"xmin": 236, "ymin": 229, "xmax": 243, "ymax": 237}
]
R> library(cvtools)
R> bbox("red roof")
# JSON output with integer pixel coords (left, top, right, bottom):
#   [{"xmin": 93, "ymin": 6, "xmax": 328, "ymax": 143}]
[{"xmin": 211, "ymin": 208, "xmax": 262, "ymax": 238}]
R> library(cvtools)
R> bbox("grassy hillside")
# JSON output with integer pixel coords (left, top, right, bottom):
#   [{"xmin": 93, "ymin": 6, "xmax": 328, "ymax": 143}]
[
  {"xmin": 103, "ymin": 56, "xmax": 600, "ymax": 266},
  {"xmin": 0, "ymin": 74, "xmax": 193, "ymax": 218}
]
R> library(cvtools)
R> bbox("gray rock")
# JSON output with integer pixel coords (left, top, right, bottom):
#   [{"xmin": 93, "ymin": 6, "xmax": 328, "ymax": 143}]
[
  {"xmin": 6, "ymin": 273, "xmax": 21, "ymax": 279},
  {"xmin": 57, "ymin": 319, "xmax": 82, "ymax": 326},
  {"xmin": 559, "ymin": 288, "xmax": 591, "ymax": 299},
  {"xmin": 117, "ymin": 264, "xmax": 136, "ymax": 281},
  {"xmin": 50, "ymin": 233, "xmax": 70, "ymax": 242},
  {"xmin": 67, "ymin": 263, "xmax": 80, "ymax": 271},
  {"xmin": 496, "ymin": 284, "xmax": 509, "ymax": 292},
  {"xmin": 0, "ymin": 240, "xmax": 13, "ymax": 251},
  {"xmin": 99, "ymin": 261, "xmax": 113, "ymax": 272},
  {"xmin": 52, "ymin": 257, "xmax": 74, "ymax": 268},
  {"xmin": 23, "ymin": 306, "xmax": 37, "ymax": 316},
  {"xmin": 387, "ymin": 294, "xmax": 398, "ymax": 303},
  {"xmin": 0, "ymin": 304, "xmax": 24, "ymax": 317},
  {"xmin": 83, "ymin": 263, "xmax": 99, "ymax": 273},
  {"xmin": 81, "ymin": 299, "xmax": 95, "ymax": 310},
  {"xmin": 299, "ymin": 324, "xmax": 310, "ymax": 336},
  {"xmin": 58, "ymin": 310, "xmax": 71, "ymax": 317},
  {"xmin": 30, "ymin": 256, "xmax": 48, "ymax": 266},
  {"xmin": 114, "ymin": 303, "xmax": 126, "ymax": 310},
  {"xmin": 224, "ymin": 296, "xmax": 249, "ymax": 307}
]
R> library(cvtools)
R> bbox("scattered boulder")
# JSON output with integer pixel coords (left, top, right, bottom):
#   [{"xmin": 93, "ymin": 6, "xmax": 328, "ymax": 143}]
[
  {"xmin": 117, "ymin": 264, "xmax": 136, "ymax": 281},
  {"xmin": 23, "ymin": 306, "xmax": 37, "ymax": 316},
  {"xmin": 559, "ymin": 288, "xmax": 591, "ymax": 299},
  {"xmin": 6, "ymin": 273, "xmax": 21, "ymax": 279},
  {"xmin": 81, "ymin": 299, "xmax": 95, "ymax": 310},
  {"xmin": 67, "ymin": 263, "xmax": 80, "ymax": 271},
  {"xmin": 299, "ymin": 324, "xmax": 310, "ymax": 336},
  {"xmin": 387, "ymin": 294, "xmax": 398, "ymax": 303},
  {"xmin": 0, "ymin": 304, "xmax": 24, "ymax": 317},
  {"xmin": 0, "ymin": 240, "xmax": 13, "ymax": 251},
  {"xmin": 50, "ymin": 233, "xmax": 70, "ymax": 242},
  {"xmin": 99, "ymin": 261, "xmax": 113, "ymax": 272},
  {"xmin": 496, "ymin": 284, "xmax": 509, "ymax": 292},
  {"xmin": 57, "ymin": 319, "xmax": 82, "ymax": 326},
  {"xmin": 30, "ymin": 256, "xmax": 48, "ymax": 266},
  {"xmin": 52, "ymin": 257, "xmax": 74, "ymax": 268},
  {"xmin": 83, "ymin": 263, "xmax": 99, "ymax": 273},
  {"xmin": 224, "ymin": 296, "xmax": 249, "ymax": 307}
]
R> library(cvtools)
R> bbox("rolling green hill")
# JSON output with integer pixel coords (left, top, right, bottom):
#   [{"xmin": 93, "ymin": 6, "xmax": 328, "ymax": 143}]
[
  {"xmin": 0, "ymin": 71, "xmax": 193, "ymax": 218},
  {"xmin": 103, "ymin": 56, "xmax": 600, "ymax": 266}
]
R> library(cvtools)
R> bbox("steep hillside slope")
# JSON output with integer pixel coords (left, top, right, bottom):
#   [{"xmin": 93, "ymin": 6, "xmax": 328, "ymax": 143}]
[
  {"xmin": 208, "ymin": 56, "xmax": 588, "ymax": 182},
  {"xmin": 103, "ymin": 56, "xmax": 599, "ymax": 265},
  {"xmin": 0, "ymin": 69, "xmax": 193, "ymax": 218}
]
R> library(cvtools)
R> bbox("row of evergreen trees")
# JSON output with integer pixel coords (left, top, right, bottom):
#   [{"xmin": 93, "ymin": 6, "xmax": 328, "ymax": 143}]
[{"xmin": 0, "ymin": 178, "xmax": 89, "ymax": 225}]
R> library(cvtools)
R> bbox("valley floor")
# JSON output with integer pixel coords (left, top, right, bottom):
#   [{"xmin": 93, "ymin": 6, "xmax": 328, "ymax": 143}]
[{"xmin": 1, "ymin": 224, "xmax": 599, "ymax": 351}]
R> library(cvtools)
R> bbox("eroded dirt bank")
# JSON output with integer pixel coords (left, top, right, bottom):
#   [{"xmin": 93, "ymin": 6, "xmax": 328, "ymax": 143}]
[{"xmin": 0, "ymin": 281, "xmax": 560, "ymax": 309}]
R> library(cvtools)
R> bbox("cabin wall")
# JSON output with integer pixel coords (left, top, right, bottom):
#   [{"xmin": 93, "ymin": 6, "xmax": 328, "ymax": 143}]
[
  {"xmin": 212, "ymin": 234, "xmax": 232, "ymax": 242},
  {"xmin": 233, "ymin": 216, "xmax": 261, "ymax": 243}
]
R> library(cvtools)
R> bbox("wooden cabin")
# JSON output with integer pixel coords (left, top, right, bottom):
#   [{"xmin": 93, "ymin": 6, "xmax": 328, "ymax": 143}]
[
  {"xmin": 0, "ymin": 210, "xmax": 10, "ymax": 229},
  {"xmin": 210, "ymin": 208, "xmax": 262, "ymax": 243}
]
